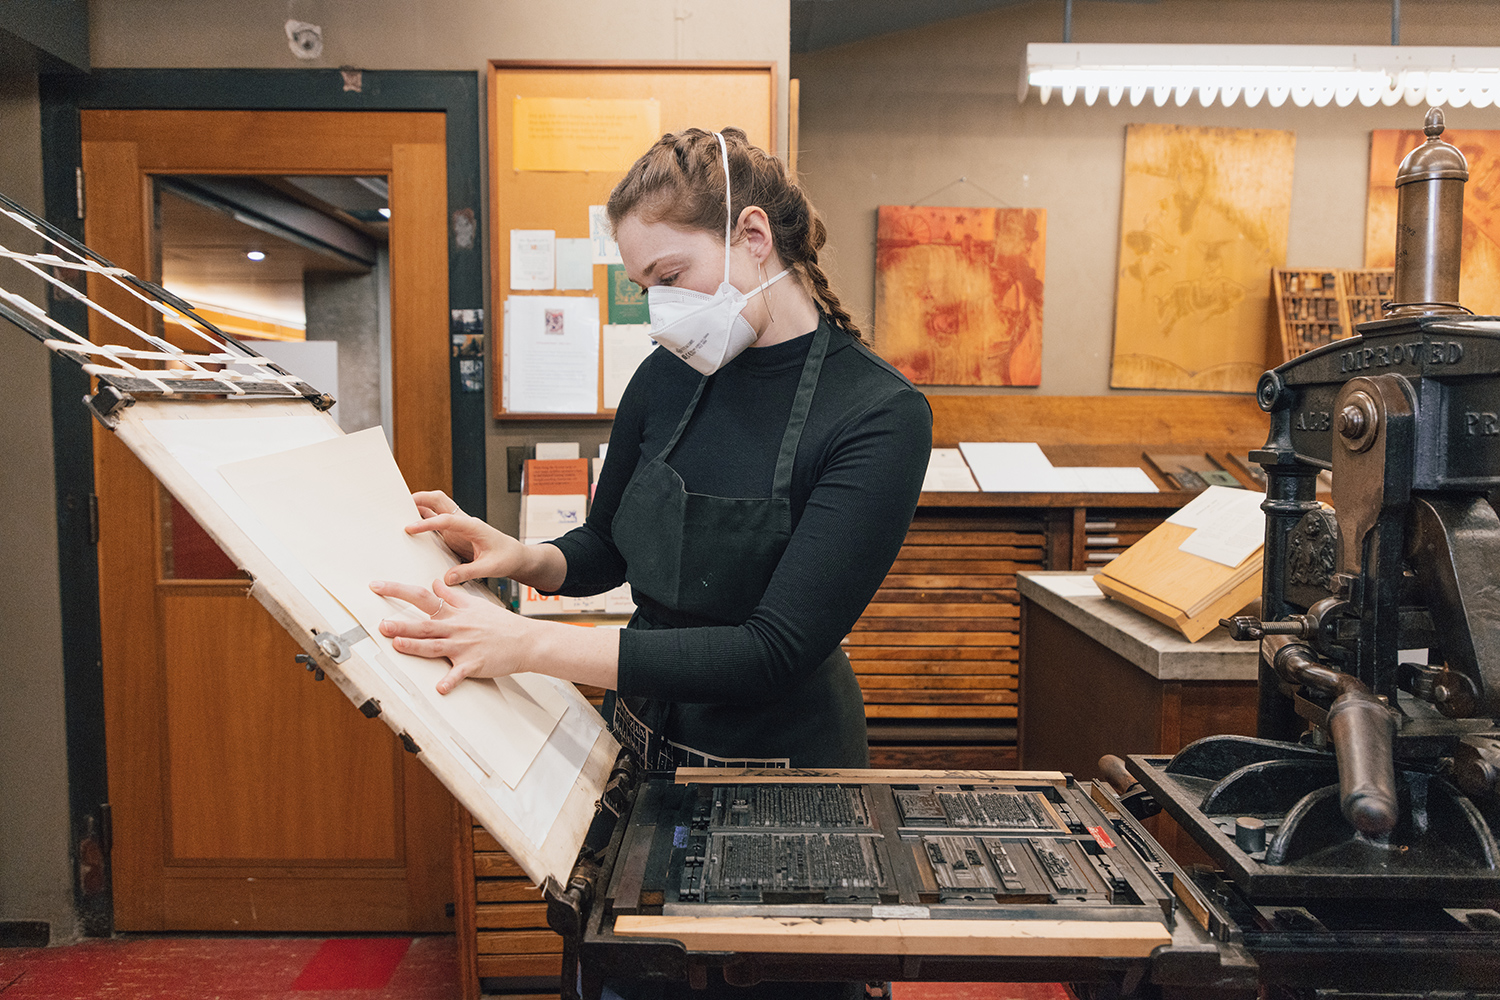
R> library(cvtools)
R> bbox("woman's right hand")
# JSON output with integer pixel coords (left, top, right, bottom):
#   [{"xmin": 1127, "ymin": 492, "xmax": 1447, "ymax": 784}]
[{"xmin": 408, "ymin": 490, "xmax": 527, "ymax": 586}]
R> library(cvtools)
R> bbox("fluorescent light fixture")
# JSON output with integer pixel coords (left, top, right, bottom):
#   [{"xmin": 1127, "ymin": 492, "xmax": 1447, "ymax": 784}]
[
  {"xmin": 1023, "ymin": 44, "xmax": 1500, "ymax": 109},
  {"xmin": 378, "ymin": 207, "xmax": 391, "ymax": 219},
  {"xmin": 246, "ymin": 250, "xmax": 266, "ymax": 261}
]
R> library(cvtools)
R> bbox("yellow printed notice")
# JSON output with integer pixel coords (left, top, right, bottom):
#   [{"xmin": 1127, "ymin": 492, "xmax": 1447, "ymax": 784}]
[{"xmin": 513, "ymin": 97, "xmax": 661, "ymax": 173}]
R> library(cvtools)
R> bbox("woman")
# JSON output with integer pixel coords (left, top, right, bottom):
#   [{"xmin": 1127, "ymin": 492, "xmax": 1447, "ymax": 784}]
[{"xmin": 373, "ymin": 126, "xmax": 929, "ymax": 778}]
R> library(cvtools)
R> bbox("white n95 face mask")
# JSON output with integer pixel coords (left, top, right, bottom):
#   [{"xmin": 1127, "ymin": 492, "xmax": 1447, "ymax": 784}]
[{"xmin": 646, "ymin": 132, "xmax": 788, "ymax": 376}]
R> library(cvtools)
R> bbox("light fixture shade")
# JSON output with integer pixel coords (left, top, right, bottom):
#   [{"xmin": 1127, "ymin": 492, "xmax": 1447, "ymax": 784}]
[{"xmin": 1022, "ymin": 43, "xmax": 1500, "ymax": 110}]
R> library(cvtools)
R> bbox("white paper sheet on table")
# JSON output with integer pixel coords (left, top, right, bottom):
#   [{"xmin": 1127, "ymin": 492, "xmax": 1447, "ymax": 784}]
[
  {"xmin": 922, "ymin": 448, "xmax": 978, "ymax": 491},
  {"xmin": 510, "ymin": 229, "xmax": 556, "ymax": 290},
  {"xmin": 1038, "ymin": 574, "xmax": 1103, "ymax": 597},
  {"xmin": 603, "ymin": 323, "xmax": 655, "ymax": 409},
  {"xmin": 503, "ymin": 295, "xmax": 600, "ymax": 414},
  {"xmin": 217, "ymin": 427, "xmax": 568, "ymax": 789},
  {"xmin": 958, "ymin": 441, "xmax": 1053, "ymax": 485}
]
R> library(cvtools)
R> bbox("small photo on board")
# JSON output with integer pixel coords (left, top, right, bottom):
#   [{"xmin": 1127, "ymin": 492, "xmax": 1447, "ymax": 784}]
[{"xmin": 544, "ymin": 308, "xmax": 565, "ymax": 335}]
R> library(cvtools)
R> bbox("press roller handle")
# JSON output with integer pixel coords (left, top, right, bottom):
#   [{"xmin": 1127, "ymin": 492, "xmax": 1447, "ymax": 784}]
[{"xmin": 1327, "ymin": 691, "xmax": 1400, "ymax": 835}]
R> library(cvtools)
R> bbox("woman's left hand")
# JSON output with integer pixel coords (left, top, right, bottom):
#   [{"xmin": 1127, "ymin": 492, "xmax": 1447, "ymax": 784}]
[{"xmin": 369, "ymin": 577, "xmax": 530, "ymax": 694}]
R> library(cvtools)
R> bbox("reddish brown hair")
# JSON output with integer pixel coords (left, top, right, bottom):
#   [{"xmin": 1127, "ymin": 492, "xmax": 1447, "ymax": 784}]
[{"xmin": 606, "ymin": 127, "xmax": 864, "ymax": 342}]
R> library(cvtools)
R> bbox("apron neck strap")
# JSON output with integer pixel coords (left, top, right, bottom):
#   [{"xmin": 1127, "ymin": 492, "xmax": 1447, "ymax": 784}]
[{"xmin": 772, "ymin": 320, "xmax": 830, "ymax": 497}]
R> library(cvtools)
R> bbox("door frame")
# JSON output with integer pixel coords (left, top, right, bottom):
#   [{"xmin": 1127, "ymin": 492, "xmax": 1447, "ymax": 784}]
[{"xmin": 39, "ymin": 69, "xmax": 485, "ymax": 934}]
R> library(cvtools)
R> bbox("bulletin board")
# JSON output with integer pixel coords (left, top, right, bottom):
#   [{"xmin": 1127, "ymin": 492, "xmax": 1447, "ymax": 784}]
[{"xmin": 489, "ymin": 61, "xmax": 777, "ymax": 418}]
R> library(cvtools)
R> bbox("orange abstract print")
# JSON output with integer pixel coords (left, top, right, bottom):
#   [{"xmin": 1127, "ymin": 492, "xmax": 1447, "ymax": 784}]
[
  {"xmin": 1110, "ymin": 124, "xmax": 1295, "ymax": 393},
  {"xmin": 1366, "ymin": 128, "xmax": 1500, "ymax": 316},
  {"xmin": 874, "ymin": 205, "xmax": 1045, "ymax": 386}
]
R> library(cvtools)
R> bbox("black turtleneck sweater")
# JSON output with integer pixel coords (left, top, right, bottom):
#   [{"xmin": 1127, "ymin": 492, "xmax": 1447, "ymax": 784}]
[{"xmin": 546, "ymin": 317, "xmax": 931, "ymax": 742}]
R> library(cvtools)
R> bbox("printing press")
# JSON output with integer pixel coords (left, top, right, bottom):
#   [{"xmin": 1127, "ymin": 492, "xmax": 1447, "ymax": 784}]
[{"xmin": 544, "ymin": 110, "xmax": 1500, "ymax": 999}]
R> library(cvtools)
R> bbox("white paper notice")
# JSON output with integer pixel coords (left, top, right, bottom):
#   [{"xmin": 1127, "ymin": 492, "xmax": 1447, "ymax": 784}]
[
  {"xmin": 217, "ymin": 428, "xmax": 569, "ymax": 789},
  {"xmin": 504, "ymin": 296, "xmax": 600, "ymax": 413},
  {"xmin": 589, "ymin": 205, "xmax": 623, "ymax": 264},
  {"xmin": 510, "ymin": 229, "xmax": 555, "ymax": 290},
  {"xmin": 555, "ymin": 238, "xmax": 594, "ymax": 290},
  {"xmin": 1168, "ymin": 485, "xmax": 1267, "ymax": 567},
  {"xmin": 603, "ymin": 323, "xmax": 655, "ymax": 409}
]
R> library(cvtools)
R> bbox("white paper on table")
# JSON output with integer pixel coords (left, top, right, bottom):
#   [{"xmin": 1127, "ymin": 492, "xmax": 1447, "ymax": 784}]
[
  {"xmin": 535, "ymin": 442, "xmax": 580, "ymax": 460},
  {"xmin": 217, "ymin": 428, "xmax": 569, "ymax": 789},
  {"xmin": 589, "ymin": 205, "xmax": 623, "ymax": 264},
  {"xmin": 1037, "ymin": 574, "xmax": 1103, "ymax": 597},
  {"xmin": 1060, "ymin": 467, "xmax": 1159, "ymax": 493},
  {"xmin": 510, "ymin": 229, "xmax": 556, "ymax": 290},
  {"xmin": 958, "ymin": 442, "xmax": 1053, "ymax": 491},
  {"xmin": 928, "ymin": 447, "xmax": 970, "ymax": 469},
  {"xmin": 603, "ymin": 323, "xmax": 656, "ymax": 410},
  {"xmin": 1167, "ymin": 485, "xmax": 1267, "ymax": 567},
  {"xmin": 504, "ymin": 295, "xmax": 600, "ymax": 414},
  {"xmin": 922, "ymin": 465, "xmax": 979, "ymax": 491},
  {"xmin": 555, "ymin": 238, "xmax": 594, "ymax": 290}
]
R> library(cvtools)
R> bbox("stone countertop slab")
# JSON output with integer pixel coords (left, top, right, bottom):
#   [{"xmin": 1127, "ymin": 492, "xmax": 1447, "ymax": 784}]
[{"xmin": 1017, "ymin": 571, "xmax": 1259, "ymax": 682}]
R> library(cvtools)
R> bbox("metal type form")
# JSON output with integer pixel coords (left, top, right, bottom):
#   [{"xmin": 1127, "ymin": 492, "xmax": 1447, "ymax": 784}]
[{"xmin": 1125, "ymin": 110, "xmax": 1500, "ymax": 935}]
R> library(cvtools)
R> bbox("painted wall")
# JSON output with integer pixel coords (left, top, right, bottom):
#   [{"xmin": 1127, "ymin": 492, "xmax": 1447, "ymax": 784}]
[
  {"xmin": 792, "ymin": 0, "xmax": 1500, "ymax": 396},
  {"xmin": 0, "ymin": 38, "xmax": 79, "ymax": 943}
]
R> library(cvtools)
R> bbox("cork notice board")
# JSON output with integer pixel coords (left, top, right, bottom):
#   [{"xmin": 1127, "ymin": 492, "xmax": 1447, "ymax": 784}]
[{"xmin": 489, "ymin": 61, "xmax": 777, "ymax": 418}]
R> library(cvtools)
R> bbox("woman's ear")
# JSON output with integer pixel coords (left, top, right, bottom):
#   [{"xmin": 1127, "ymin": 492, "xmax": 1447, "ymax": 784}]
[{"xmin": 736, "ymin": 205, "xmax": 774, "ymax": 263}]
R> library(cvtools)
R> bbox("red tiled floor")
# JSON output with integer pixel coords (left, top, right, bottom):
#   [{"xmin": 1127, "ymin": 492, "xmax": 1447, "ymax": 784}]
[
  {"xmin": 0, "ymin": 935, "xmax": 1064, "ymax": 999},
  {"xmin": 0, "ymin": 934, "xmax": 459, "ymax": 1000}
]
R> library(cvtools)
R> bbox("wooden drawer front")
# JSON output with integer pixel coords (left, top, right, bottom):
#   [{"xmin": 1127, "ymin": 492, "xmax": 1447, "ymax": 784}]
[
  {"xmin": 848, "ymin": 514, "xmax": 1042, "ymax": 720},
  {"xmin": 473, "ymin": 827, "xmax": 563, "ymax": 985},
  {"xmin": 1082, "ymin": 510, "xmax": 1167, "ymax": 566}
]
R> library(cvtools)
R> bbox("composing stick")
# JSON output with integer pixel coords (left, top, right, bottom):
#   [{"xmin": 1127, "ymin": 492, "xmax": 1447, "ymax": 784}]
[{"xmin": 0, "ymin": 191, "xmax": 619, "ymax": 889}]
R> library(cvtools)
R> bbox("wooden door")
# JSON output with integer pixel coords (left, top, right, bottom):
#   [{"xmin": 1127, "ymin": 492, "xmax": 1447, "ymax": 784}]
[{"xmin": 83, "ymin": 109, "xmax": 454, "ymax": 931}]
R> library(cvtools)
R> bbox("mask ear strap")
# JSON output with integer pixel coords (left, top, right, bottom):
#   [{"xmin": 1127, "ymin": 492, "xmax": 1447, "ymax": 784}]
[{"xmin": 714, "ymin": 131, "xmax": 732, "ymax": 286}]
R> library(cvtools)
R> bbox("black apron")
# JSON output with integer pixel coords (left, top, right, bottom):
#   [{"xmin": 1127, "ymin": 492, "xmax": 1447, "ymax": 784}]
[{"xmin": 605, "ymin": 321, "xmax": 868, "ymax": 770}]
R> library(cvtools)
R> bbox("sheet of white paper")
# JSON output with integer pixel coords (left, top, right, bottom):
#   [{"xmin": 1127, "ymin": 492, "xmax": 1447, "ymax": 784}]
[
  {"xmin": 922, "ymin": 464, "xmax": 979, "ymax": 491},
  {"xmin": 589, "ymin": 205, "xmax": 623, "ymax": 264},
  {"xmin": 597, "ymin": 443, "xmax": 609, "ymax": 460},
  {"xmin": 1061, "ymin": 467, "xmax": 1160, "ymax": 493},
  {"xmin": 141, "ymin": 416, "xmax": 599, "ymax": 849},
  {"xmin": 522, "ymin": 493, "xmax": 587, "ymax": 539},
  {"xmin": 603, "ymin": 323, "xmax": 655, "ymax": 409},
  {"xmin": 928, "ymin": 447, "xmax": 970, "ymax": 469},
  {"xmin": 535, "ymin": 442, "xmax": 580, "ymax": 460},
  {"xmin": 555, "ymin": 238, "xmax": 594, "ymax": 290},
  {"xmin": 959, "ymin": 442, "xmax": 1053, "ymax": 491},
  {"xmin": 504, "ymin": 296, "xmax": 600, "ymax": 413},
  {"xmin": 1167, "ymin": 484, "xmax": 1266, "ymax": 528},
  {"xmin": 1167, "ymin": 485, "xmax": 1267, "ymax": 567},
  {"xmin": 1036, "ymin": 574, "xmax": 1103, "ymax": 597},
  {"xmin": 510, "ymin": 229, "xmax": 556, "ymax": 290},
  {"xmin": 217, "ymin": 428, "xmax": 568, "ymax": 788}
]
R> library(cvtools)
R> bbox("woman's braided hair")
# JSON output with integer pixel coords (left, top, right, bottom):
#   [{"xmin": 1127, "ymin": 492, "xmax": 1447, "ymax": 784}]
[{"xmin": 606, "ymin": 127, "xmax": 866, "ymax": 344}]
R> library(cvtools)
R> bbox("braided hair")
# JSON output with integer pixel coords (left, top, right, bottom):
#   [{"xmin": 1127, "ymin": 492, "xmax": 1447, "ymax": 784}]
[{"xmin": 605, "ymin": 127, "xmax": 866, "ymax": 344}]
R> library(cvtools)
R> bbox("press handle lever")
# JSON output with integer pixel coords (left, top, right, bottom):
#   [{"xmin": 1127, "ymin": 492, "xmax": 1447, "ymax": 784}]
[{"xmin": 1098, "ymin": 755, "xmax": 1161, "ymax": 821}]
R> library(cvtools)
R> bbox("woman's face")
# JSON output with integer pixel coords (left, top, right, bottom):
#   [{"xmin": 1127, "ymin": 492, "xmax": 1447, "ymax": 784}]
[{"xmin": 614, "ymin": 211, "xmax": 764, "ymax": 297}]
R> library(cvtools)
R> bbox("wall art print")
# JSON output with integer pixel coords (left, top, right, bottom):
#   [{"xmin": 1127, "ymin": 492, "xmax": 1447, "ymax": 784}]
[
  {"xmin": 1110, "ymin": 123, "xmax": 1295, "ymax": 393},
  {"xmin": 1366, "ymin": 127, "xmax": 1500, "ymax": 317},
  {"xmin": 874, "ymin": 205, "xmax": 1045, "ymax": 386}
]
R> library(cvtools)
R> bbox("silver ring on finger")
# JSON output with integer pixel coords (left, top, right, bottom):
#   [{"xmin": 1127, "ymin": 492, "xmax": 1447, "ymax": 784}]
[{"xmin": 430, "ymin": 598, "xmax": 446, "ymax": 619}]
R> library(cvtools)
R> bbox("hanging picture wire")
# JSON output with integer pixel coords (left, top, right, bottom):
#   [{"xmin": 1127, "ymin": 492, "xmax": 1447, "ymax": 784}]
[{"xmin": 0, "ymin": 190, "xmax": 331, "ymax": 418}]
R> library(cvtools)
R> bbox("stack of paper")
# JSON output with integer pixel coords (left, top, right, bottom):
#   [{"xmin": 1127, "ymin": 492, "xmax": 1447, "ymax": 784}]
[
  {"xmin": 1094, "ymin": 486, "xmax": 1266, "ymax": 641},
  {"xmin": 957, "ymin": 442, "xmax": 1158, "ymax": 493},
  {"xmin": 922, "ymin": 448, "xmax": 979, "ymax": 491}
]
